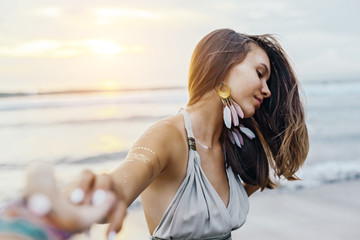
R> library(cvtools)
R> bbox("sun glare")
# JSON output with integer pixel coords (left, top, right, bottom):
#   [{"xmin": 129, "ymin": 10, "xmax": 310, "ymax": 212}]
[
  {"xmin": 0, "ymin": 39, "xmax": 143, "ymax": 58},
  {"xmin": 35, "ymin": 7, "xmax": 62, "ymax": 17},
  {"xmin": 84, "ymin": 39, "xmax": 124, "ymax": 55},
  {"xmin": 42, "ymin": 7, "xmax": 61, "ymax": 17},
  {"xmin": 17, "ymin": 40, "xmax": 60, "ymax": 54},
  {"xmin": 100, "ymin": 79, "xmax": 121, "ymax": 91},
  {"xmin": 0, "ymin": 40, "xmax": 61, "ymax": 57}
]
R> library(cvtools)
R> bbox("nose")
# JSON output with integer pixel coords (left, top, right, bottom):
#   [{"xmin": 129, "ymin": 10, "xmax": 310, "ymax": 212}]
[{"xmin": 261, "ymin": 82, "xmax": 271, "ymax": 98}]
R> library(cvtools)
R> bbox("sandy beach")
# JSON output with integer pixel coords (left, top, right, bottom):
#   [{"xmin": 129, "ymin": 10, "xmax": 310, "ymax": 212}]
[
  {"xmin": 71, "ymin": 179, "xmax": 360, "ymax": 240},
  {"xmin": 233, "ymin": 179, "xmax": 360, "ymax": 240}
]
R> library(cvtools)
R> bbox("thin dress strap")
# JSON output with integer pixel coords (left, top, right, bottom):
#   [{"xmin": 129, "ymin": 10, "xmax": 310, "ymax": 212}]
[{"xmin": 180, "ymin": 109, "xmax": 197, "ymax": 151}]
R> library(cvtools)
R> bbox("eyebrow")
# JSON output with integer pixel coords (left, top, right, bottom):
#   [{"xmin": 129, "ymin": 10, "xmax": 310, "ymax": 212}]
[{"xmin": 261, "ymin": 63, "xmax": 270, "ymax": 75}]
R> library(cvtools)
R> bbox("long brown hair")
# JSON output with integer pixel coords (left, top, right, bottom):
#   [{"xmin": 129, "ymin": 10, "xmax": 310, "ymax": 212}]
[{"xmin": 187, "ymin": 29, "xmax": 309, "ymax": 190}]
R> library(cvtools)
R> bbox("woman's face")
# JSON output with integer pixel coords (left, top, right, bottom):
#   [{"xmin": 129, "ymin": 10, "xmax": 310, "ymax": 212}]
[{"xmin": 224, "ymin": 43, "xmax": 271, "ymax": 118}]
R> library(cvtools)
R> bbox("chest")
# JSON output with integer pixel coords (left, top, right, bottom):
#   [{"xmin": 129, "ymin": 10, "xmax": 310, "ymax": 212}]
[{"xmin": 197, "ymin": 147, "xmax": 230, "ymax": 207}]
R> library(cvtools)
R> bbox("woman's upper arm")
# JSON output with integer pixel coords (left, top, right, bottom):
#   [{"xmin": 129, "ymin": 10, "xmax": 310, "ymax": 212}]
[{"xmin": 109, "ymin": 120, "xmax": 178, "ymax": 206}]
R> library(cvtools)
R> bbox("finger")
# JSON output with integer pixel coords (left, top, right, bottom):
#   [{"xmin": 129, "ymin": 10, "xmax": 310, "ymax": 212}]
[
  {"xmin": 70, "ymin": 169, "xmax": 95, "ymax": 204},
  {"xmin": 52, "ymin": 191, "xmax": 117, "ymax": 233},
  {"xmin": 75, "ymin": 191, "xmax": 117, "ymax": 231},
  {"xmin": 92, "ymin": 173, "xmax": 112, "ymax": 204},
  {"xmin": 107, "ymin": 200, "xmax": 127, "ymax": 236},
  {"xmin": 93, "ymin": 173, "xmax": 112, "ymax": 190},
  {"xmin": 24, "ymin": 161, "xmax": 58, "ymax": 216}
]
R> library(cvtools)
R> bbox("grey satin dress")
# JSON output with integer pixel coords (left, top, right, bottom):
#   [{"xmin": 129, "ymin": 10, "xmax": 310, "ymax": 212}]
[{"xmin": 151, "ymin": 109, "xmax": 249, "ymax": 240}]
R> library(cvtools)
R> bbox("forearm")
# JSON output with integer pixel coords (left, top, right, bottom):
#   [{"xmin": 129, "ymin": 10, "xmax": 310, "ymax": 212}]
[
  {"xmin": 109, "ymin": 154, "xmax": 159, "ymax": 207},
  {"xmin": 103, "ymin": 152, "xmax": 164, "ymax": 234}
]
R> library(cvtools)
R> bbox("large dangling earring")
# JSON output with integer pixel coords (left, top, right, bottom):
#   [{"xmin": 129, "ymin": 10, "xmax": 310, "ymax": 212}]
[
  {"xmin": 218, "ymin": 82, "xmax": 255, "ymax": 148},
  {"xmin": 217, "ymin": 82, "xmax": 244, "ymax": 129}
]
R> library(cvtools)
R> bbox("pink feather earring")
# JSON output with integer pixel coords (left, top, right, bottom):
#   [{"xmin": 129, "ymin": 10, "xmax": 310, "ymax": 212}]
[
  {"xmin": 217, "ymin": 82, "xmax": 243, "ymax": 128},
  {"xmin": 218, "ymin": 82, "xmax": 256, "ymax": 148}
]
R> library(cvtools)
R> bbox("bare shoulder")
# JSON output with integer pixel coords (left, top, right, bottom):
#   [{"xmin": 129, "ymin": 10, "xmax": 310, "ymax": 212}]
[
  {"xmin": 135, "ymin": 113, "xmax": 185, "ymax": 148},
  {"xmin": 109, "ymin": 113, "xmax": 186, "ymax": 207},
  {"xmin": 132, "ymin": 113, "xmax": 187, "ymax": 172}
]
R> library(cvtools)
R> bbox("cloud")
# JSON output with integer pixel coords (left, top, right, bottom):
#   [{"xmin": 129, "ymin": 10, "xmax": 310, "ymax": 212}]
[
  {"xmin": 0, "ymin": 65, "xmax": 32, "ymax": 74},
  {"xmin": 93, "ymin": 7, "xmax": 164, "ymax": 25},
  {"xmin": 33, "ymin": 7, "xmax": 62, "ymax": 17},
  {"xmin": 210, "ymin": 0, "xmax": 304, "ymax": 19},
  {"xmin": 91, "ymin": 6, "xmax": 209, "ymax": 26},
  {"xmin": 94, "ymin": 7, "xmax": 162, "ymax": 19},
  {"xmin": 0, "ymin": 39, "xmax": 144, "ymax": 58}
]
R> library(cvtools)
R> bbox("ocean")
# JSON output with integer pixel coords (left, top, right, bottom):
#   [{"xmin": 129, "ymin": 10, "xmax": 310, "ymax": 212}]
[{"xmin": 0, "ymin": 81, "xmax": 360, "ymax": 203}]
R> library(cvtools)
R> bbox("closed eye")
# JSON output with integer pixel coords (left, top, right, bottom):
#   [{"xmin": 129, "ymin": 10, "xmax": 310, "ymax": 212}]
[{"xmin": 256, "ymin": 70, "xmax": 263, "ymax": 78}]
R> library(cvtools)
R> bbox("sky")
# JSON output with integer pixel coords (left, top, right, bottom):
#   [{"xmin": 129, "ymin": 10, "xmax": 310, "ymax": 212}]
[{"xmin": 0, "ymin": 0, "xmax": 359, "ymax": 92}]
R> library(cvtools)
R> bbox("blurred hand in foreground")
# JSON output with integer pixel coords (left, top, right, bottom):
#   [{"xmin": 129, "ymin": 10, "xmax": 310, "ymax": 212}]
[{"xmin": 67, "ymin": 168, "xmax": 127, "ymax": 239}]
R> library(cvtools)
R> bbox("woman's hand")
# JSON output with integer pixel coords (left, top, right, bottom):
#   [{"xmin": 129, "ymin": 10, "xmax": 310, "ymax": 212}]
[{"xmin": 69, "ymin": 169, "xmax": 127, "ymax": 238}]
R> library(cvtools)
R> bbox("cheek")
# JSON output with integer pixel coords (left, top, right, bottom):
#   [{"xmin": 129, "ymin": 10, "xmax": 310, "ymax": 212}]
[
  {"xmin": 230, "ymin": 83, "xmax": 253, "ymax": 103},
  {"xmin": 226, "ymin": 67, "xmax": 256, "ymax": 106},
  {"xmin": 232, "ymin": 92, "xmax": 256, "ymax": 118}
]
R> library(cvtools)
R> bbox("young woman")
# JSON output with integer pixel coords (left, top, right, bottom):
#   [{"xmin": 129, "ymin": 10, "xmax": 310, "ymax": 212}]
[{"xmin": 0, "ymin": 28, "xmax": 309, "ymax": 240}]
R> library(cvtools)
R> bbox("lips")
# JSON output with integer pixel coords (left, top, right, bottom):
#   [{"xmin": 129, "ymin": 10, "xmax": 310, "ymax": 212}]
[{"xmin": 254, "ymin": 97, "xmax": 263, "ymax": 107}]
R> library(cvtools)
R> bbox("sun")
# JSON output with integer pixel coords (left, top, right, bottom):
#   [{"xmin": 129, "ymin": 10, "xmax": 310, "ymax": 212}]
[
  {"xmin": 99, "ymin": 79, "xmax": 121, "ymax": 91},
  {"xmin": 84, "ymin": 39, "xmax": 124, "ymax": 55}
]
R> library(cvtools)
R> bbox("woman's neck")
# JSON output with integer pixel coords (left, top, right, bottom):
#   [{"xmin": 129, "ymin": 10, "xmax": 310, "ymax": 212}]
[{"xmin": 185, "ymin": 90, "xmax": 224, "ymax": 149}]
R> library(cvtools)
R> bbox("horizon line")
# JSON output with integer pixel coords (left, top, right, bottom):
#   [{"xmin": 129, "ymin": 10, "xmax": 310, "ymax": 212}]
[{"xmin": 0, "ymin": 85, "xmax": 187, "ymax": 98}]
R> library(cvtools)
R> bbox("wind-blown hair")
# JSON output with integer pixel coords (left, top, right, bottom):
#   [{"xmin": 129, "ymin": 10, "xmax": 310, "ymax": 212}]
[{"xmin": 187, "ymin": 29, "xmax": 309, "ymax": 190}]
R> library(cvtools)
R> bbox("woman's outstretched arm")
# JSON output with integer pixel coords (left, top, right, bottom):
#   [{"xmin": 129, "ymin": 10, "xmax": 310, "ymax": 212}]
[{"xmin": 71, "ymin": 120, "xmax": 178, "ymax": 236}]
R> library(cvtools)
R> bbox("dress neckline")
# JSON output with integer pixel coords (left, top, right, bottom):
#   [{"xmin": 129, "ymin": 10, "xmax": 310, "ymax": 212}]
[{"xmin": 181, "ymin": 109, "xmax": 232, "ymax": 210}]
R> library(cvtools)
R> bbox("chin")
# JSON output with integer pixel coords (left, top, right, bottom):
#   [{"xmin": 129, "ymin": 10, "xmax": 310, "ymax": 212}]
[{"xmin": 243, "ymin": 109, "xmax": 255, "ymax": 119}]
